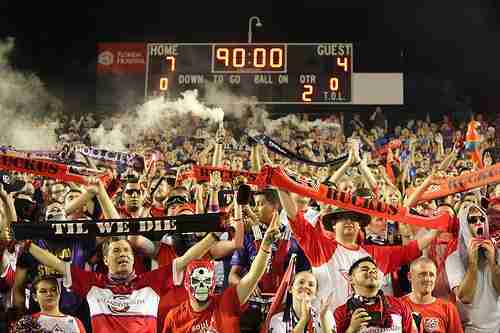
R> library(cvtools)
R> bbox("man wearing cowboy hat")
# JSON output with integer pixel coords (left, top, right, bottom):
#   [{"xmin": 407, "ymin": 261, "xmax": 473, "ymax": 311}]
[{"xmin": 278, "ymin": 189, "xmax": 441, "ymax": 313}]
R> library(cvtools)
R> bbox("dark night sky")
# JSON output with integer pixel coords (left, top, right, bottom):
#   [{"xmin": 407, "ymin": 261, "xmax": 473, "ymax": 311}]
[{"xmin": 1, "ymin": 1, "xmax": 499, "ymax": 104}]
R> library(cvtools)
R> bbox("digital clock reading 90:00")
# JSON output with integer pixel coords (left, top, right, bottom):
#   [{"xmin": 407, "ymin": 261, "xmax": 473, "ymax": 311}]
[
  {"xmin": 212, "ymin": 44, "xmax": 287, "ymax": 73},
  {"xmin": 145, "ymin": 43, "xmax": 353, "ymax": 104}
]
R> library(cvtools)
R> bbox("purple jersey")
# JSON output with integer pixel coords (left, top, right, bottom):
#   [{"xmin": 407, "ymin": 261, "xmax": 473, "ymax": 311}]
[{"xmin": 230, "ymin": 227, "xmax": 310, "ymax": 291}]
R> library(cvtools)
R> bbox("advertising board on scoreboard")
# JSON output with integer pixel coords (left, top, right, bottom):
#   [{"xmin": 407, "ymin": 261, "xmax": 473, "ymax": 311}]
[{"xmin": 145, "ymin": 43, "xmax": 354, "ymax": 104}]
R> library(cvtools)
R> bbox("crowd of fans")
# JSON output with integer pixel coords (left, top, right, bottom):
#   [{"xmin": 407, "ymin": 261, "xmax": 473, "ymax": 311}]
[{"xmin": 0, "ymin": 105, "xmax": 499, "ymax": 333}]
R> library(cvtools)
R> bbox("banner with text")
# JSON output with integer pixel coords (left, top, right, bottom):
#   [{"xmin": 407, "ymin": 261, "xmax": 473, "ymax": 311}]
[
  {"xmin": 0, "ymin": 153, "xmax": 106, "ymax": 185},
  {"xmin": 417, "ymin": 162, "xmax": 500, "ymax": 202},
  {"xmin": 183, "ymin": 164, "xmax": 451, "ymax": 230},
  {"xmin": 12, "ymin": 213, "xmax": 226, "ymax": 240}
]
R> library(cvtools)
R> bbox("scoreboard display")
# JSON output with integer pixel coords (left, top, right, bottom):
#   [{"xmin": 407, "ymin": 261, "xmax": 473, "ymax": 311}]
[{"xmin": 145, "ymin": 43, "xmax": 353, "ymax": 104}]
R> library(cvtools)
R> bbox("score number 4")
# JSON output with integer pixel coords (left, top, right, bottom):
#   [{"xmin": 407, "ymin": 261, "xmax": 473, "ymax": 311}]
[
  {"xmin": 302, "ymin": 77, "xmax": 339, "ymax": 102},
  {"xmin": 159, "ymin": 56, "xmax": 176, "ymax": 91}
]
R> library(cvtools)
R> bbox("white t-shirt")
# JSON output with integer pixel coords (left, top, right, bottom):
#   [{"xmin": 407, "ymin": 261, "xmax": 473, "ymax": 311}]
[
  {"xmin": 32, "ymin": 313, "xmax": 85, "ymax": 332},
  {"xmin": 445, "ymin": 250, "xmax": 500, "ymax": 333},
  {"xmin": 289, "ymin": 212, "xmax": 422, "ymax": 311},
  {"xmin": 269, "ymin": 310, "xmax": 324, "ymax": 333}
]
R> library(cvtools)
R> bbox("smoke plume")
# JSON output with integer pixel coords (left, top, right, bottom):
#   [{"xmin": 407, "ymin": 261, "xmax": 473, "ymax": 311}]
[
  {"xmin": 90, "ymin": 83, "xmax": 273, "ymax": 149},
  {"xmin": 0, "ymin": 37, "xmax": 62, "ymax": 149}
]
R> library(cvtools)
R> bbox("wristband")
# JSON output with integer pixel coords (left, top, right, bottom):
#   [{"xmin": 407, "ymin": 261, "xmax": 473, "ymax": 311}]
[{"xmin": 261, "ymin": 246, "xmax": 271, "ymax": 254}]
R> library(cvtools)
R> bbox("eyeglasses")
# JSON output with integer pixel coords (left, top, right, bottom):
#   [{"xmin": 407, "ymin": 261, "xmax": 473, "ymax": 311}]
[{"xmin": 467, "ymin": 216, "xmax": 486, "ymax": 224}]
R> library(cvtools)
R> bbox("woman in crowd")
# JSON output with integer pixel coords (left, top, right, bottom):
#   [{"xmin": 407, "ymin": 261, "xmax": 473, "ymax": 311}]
[
  {"xmin": 268, "ymin": 270, "xmax": 335, "ymax": 333},
  {"xmin": 15, "ymin": 275, "xmax": 86, "ymax": 332}
]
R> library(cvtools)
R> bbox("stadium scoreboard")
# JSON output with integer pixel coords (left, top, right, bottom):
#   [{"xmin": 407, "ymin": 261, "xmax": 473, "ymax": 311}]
[{"xmin": 145, "ymin": 43, "xmax": 353, "ymax": 104}]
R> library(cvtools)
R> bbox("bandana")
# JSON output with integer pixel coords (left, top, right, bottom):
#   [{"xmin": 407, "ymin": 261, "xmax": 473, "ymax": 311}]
[
  {"xmin": 344, "ymin": 291, "xmax": 393, "ymax": 329},
  {"xmin": 107, "ymin": 270, "xmax": 137, "ymax": 286},
  {"xmin": 184, "ymin": 260, "xmax": 216, "ymax": 302}
]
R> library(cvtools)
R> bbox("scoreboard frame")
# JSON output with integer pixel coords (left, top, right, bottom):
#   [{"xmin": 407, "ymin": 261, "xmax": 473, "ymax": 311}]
[{"xmin": 145, "ymin": 43, "xmax": 354, "ymax": 105}]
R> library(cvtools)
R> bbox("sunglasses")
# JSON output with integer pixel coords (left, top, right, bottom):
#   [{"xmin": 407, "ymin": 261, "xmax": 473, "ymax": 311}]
[
  {"xmin": 468, "ymin": 216, "xmax": 486, "ymax": 224},
  {"xmin": 165, "ymin": 195, "xmax": 188, "ymax": 208}
]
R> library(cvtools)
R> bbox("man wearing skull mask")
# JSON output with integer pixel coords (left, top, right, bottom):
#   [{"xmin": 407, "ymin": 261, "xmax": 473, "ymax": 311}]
[{"xmin": 162, "ymin": 212, "xmax": 281, "ymax": 332}]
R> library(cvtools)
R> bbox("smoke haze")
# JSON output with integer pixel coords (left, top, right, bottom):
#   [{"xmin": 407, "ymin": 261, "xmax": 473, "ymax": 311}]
[{"xmin": 0, "ymin": 37, "xmax": 62, "ymax": 149}]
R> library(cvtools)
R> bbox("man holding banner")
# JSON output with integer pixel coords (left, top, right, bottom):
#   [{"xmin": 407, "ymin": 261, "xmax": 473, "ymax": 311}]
[{"xmin": 18, "ymin": 230, "xmax": 225, "ymax": 333}]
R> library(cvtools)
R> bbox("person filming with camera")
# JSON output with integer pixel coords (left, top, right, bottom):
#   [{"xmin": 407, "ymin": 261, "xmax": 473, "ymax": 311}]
[{"xmin": 334, "ymin": 256, "xmax": 417, "ymax": 333}]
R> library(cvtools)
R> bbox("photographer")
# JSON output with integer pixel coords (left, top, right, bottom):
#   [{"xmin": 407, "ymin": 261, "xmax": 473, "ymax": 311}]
[
  {"xmin": 445, "ymin": 202, "xmax": 500, "ymax": 332},
  {"xmin": 334, "ymin": 257, "xmax": 417, "ymax": 333}
]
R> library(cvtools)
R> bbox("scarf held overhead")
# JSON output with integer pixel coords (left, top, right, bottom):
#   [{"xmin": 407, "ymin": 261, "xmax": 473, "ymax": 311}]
[
  {"xmin": 185, "ymin": 164, "xmax": 450, "ymax": 230},
  {"xmin": 266, "ymin": 166, "xmax": 450, "ymax": 230},
  {"xmin": 0, "ymin": 153, "xmax": 106, "ymax": 185},
  {"xmin": 177, "ymin": 164, "xmax": 268, "ymax": 187},
  {"xmin": 76, "ymin": 146, "xmax": 140, "ymax": 166},
  {"xmin": 417, "ymin": 162, "xmax": 500, "ymax": 202},
  {"xmin": 250, "ymin": 134, "xmax": 348, "ymax": 167},
  {"xmin": 12, "ymin": 213, "xmax": 226, "ymax": 240},
  {"xmin": 0, "ymin": 147, "xmax": 59, "ymax": 160}
]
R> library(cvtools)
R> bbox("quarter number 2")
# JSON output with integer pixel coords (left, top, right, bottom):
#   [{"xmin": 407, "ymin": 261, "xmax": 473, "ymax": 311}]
[{"xmin": 302, "ymin": 84, "xmax": 313, "ymax": 102}]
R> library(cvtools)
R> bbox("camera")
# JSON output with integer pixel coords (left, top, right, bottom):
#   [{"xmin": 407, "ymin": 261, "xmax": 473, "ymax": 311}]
[
  {"xmin": 477, "ymin": 227, "xmax": 487, "ymax": 261},
  {"xmin": 367, "ymin": 311, "xmax": 382, "ymax": 325}
]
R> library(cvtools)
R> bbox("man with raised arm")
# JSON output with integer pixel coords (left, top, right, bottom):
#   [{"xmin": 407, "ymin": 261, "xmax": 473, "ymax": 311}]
[
  {"xmin": 162, "ymin": 211, "xmax": 281, "ymax": 333},
  {"xmin": 277, "ymin": 188, "xmax": 440, "ymax": 311},
  {"xmin": 18, "ymin": 230, "xmax": 223, "ymax": 333}
]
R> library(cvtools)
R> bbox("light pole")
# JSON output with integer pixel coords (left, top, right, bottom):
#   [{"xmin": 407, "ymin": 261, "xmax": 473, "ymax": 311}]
[{"xmin": 248, "ymin": 16, "xmax": 263, "ymax": 43}]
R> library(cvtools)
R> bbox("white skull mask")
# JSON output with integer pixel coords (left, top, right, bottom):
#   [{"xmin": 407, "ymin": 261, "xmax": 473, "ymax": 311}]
[{"xmin": 189, "ymin": 267, "xmax": 214, "ymax": 302}]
